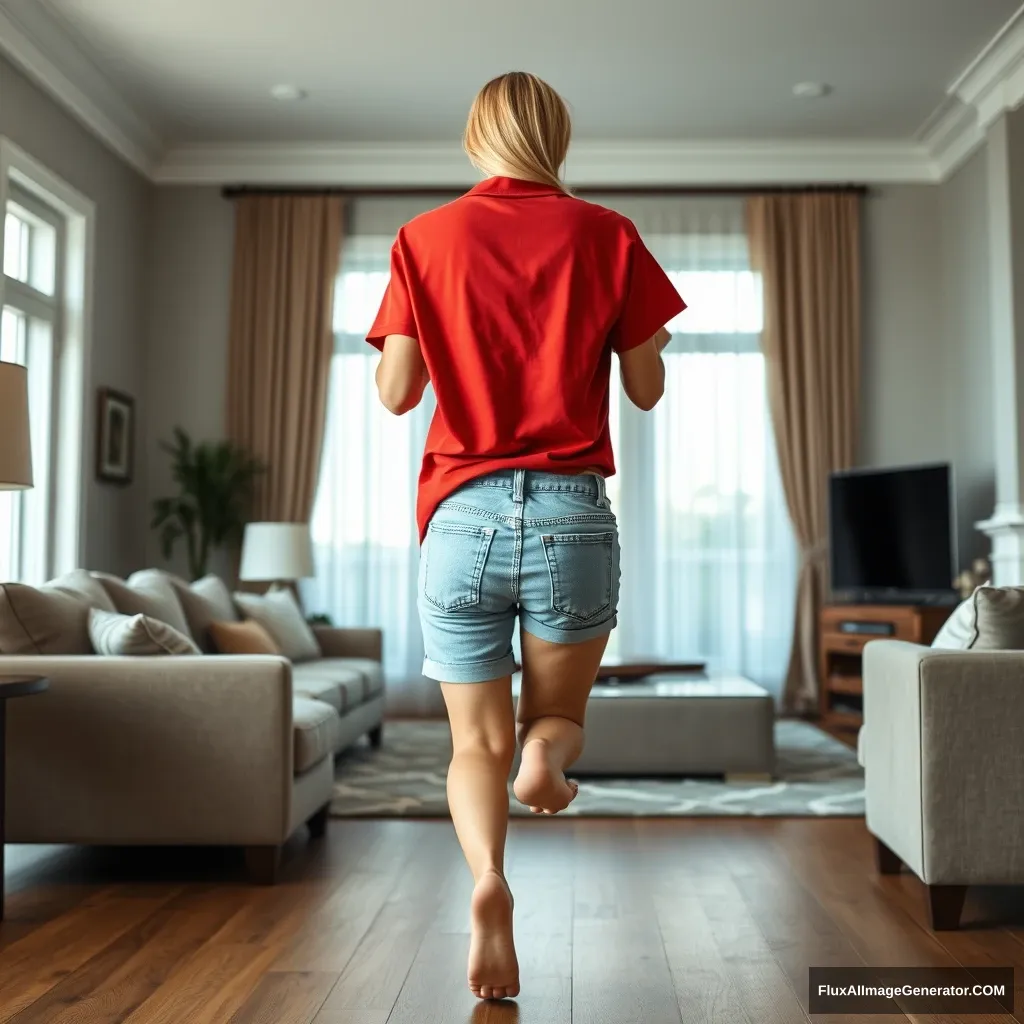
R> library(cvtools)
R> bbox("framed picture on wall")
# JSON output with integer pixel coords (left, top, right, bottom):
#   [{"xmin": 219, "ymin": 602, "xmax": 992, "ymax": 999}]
[{"xmin": 96, "ymin": 388, "xmax": 135, "ymax": 485}]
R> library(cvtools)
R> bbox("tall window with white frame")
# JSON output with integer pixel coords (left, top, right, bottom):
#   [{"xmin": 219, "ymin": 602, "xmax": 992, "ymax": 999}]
[{"xmin": 0, "ymin": 186, "xmax": 63, "ymax": 585}]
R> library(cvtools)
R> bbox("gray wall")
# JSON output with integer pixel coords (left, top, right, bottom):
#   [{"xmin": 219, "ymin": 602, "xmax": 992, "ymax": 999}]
[
  {"xmin": 938, "ymin": 148, "xmax": 994, "ymax": 564},
  {"xmin": 861, "ymin": 185, "xmax": 947, "ymax": 466},
  {"xmin": 860, "ymin": 167, "xmax": 995, "ymax": 569},
  {"xmin": 144, "ymin": 187, "xmax": 235, "ymax": 573},
  {"xmin": 0, "ymin": 56, "xmax": 153, "ymax": 576}
]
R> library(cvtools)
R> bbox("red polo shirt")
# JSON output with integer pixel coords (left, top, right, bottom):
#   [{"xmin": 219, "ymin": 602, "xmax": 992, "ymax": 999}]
[{"xmin": 367, "ymin": 176, "xmax": 686, "ymax": 542}]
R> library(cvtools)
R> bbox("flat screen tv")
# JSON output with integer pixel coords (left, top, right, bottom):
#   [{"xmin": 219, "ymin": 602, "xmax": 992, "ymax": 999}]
[{"xmin": 828, "ymin": 463, "xmax": 957, "ymax": 605}]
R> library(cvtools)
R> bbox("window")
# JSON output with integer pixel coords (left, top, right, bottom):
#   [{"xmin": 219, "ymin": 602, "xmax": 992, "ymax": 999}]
[
  {"xmin": 308, "ymin": 212, "xmax": 795, "ymax": 697},
  {"xmin": 0, "ymin": 141, "xmax": 93, "ymax": 586},
  {"xmin": 0, "ymin": 190, "xmax": 61, "ymax": 584}
]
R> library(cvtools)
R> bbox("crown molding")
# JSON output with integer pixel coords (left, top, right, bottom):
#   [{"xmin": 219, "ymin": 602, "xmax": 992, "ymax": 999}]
[
  {"xmin": 916, "ymin": 97, "xmax": 986, "ymax": 180},
  {"xmin": 0, "ymin": 0, "xmax": 1021, "ymax": 188},
  {"xmin": 155, "ymin": 138, "xmax": 938, "ymax": 187},
  {"xmin": 0, "ymin": 0, "xmax": 163, "ymax": 176},
  {"xmin": 949, "ymin": 4, "xmax": 1024, "ymax": 128}
]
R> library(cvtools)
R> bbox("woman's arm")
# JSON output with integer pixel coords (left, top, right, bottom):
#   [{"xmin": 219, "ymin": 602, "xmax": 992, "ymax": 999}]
[
  {"xmin": 618, "ymin": 327, "xmax": 671, "ymax": 411},
  {"xmin": 375, "ymin": 334, "xmax": 429, "ymax": 415}
]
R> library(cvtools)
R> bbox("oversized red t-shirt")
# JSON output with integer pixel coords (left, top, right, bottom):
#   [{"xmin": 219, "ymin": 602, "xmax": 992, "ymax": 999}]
[{"xmin": 366, "ymin": 176, "xmax": 686, "ymax": 542}]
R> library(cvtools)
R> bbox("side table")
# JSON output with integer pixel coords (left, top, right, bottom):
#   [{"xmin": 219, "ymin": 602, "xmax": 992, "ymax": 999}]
[{"xmin": 0, "ymin": 675, "xmax": 49, "ymax": 920}]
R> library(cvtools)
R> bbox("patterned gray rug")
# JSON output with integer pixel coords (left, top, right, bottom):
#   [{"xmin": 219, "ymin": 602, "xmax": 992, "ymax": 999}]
[{"xmin": 331, "ymin": 719, "xmax": 864, "ymax": 818}]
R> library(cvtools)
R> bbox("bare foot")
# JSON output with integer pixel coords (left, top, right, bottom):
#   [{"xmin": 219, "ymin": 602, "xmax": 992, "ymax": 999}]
[
  {"xmin": 468, "ymin": 870, "xmax": 519, "ymax": 1000},
  {"xmin": 513, "ymin": 738, "xmax": 579, "ymax": 814}
]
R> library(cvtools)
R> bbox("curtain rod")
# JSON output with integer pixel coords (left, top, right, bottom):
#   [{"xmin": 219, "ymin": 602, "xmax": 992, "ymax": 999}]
[{"xmin": 221, "ymin": 183, "xmax": 870, "ymax": 199}]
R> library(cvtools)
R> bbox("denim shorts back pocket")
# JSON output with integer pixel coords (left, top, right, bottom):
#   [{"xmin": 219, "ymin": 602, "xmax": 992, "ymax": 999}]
[
  {"xmin": 541, "ymin": 531, "xmax": 615, "ymax": 622},
  {"xmin": 423, "ymin": 522, "xmax": 496, "ymax": 612}
]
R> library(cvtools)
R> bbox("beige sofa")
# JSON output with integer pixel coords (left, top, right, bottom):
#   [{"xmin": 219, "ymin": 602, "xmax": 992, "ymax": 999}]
[
  {"xmin": 861, "ymin": 640, "xmax": 1024, "ymax": 929},
  {"xmin": 0, "ymin": 570, "xmax": 385, "ymax": 884}
]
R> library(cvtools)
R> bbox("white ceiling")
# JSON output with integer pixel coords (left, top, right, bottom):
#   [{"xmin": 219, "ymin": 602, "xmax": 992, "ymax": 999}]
[{"xmin": 36, "ymin": 0, "xmax": 1024, "ymax": 145}]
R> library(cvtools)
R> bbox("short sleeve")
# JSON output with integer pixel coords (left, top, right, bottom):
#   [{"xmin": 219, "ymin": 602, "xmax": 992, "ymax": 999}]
[
  {"xmin": 611, "ymin": 224, "xmax": 687, "ymax": 354},
  {"xmin": 366, "ymin": 234, "xmax": 419, "ymax": 351}
]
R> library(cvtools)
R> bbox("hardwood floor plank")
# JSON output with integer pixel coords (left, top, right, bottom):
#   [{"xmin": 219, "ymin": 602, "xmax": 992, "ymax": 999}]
[
  {"xmin": 770, "ymin": 821, "xmax": 960, "ymax": 968},
  {"xmin": 724, "ymin": 823, "xmax": 908, "ymax": 1024},
  {"xmin": 878, "ymin": 875, "xmax": 1024, "ymax": 1024},
  {"xmin": 313, "ymin": 828, "xmax": 456, "ymax": 1024},
  {"xmin": 123, "ymin": 942, "xmax": 280, "ymax": 1024},
  {"xmin": 227, "ymin": 971, "xmax": 338, "ymax": 1024},
  {"xmin": 694, "ymin": 871, "xmax": 812, "ymax": 1024},
  {"xmin": 0, "ymin": 891, "xmax": 181, "ymax": 1023},
  {"xmin": 269, "ymin": 871, "xmax": 399, "ymax": 972},
  {"xmin": 384, "ymin": 930, "xmax": 478, "ymax": 1024},
  {"xmin": 4, "ymin": 818, "xmax": 1020, "ymax": 1024},
  {"xmin": 772, "ymin": 821, "xmax": 1017, "ymax": 1024},
  {"xmin": 570, "ymin": 821, "xmax": 683, "ymax": 1024},
  {"xmin": 504, "ymin": 824, "xmax": 573, "ymax": 1024},
  {"xmin": 9, "ymin": 888, "xmax": 249, "ymax": 1024}
]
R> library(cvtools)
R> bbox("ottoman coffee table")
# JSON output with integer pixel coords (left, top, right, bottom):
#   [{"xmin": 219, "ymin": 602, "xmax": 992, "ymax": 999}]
[{"xmin": 571, "ymin": 674, "xmax": 776, "ymax": 778}]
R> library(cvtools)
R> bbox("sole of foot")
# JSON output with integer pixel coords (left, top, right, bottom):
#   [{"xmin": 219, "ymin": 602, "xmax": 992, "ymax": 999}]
[
  {"xmin": 513, "ymin": 739, "xmax": 580, "ymax": 814},
  {"xmin": 468, "ymin": 871, "xmax": 519, "ymax": 1001}
]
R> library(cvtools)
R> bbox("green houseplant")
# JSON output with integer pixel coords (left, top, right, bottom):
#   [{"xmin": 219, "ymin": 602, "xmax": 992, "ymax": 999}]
[{"xmin": 151, "ymin": 428, "xmax": 264, "ymax": 581}]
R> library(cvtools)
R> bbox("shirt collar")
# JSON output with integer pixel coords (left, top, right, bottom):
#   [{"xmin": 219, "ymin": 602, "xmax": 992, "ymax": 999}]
[{"xmin": 466, "ymin": 176, "xmax": 566, "ymax": 198}]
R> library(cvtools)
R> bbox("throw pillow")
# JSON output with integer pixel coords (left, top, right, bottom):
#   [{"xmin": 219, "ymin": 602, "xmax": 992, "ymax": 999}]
[
  {"xmin": 167, "ymin": 574, "xmax": 239, "ymax": 653},
  {"xmin": 0, "ymin": 578, "xmax": 95, "ymax": 654},
  {"xmin": 932, "ymin": 585, "xmax": 1024, "ymax": 650},
  {"xmin": 931, "ymin": 590, "xmax": 980, "ymax": 649},
  {"xmin": 94, "ymin": 570, "xmax": 193, "ymax": 640},
  {"xmin": 233, "ymin": 588, "xmax": 321, "ymax": 662},
  {"xmin": 89, "ymin": 608, "xmax": 201, "ymax": 656},
  {"xmin": 209, "ymin": 619, "xmax": 282, "ymax": 655},
  {"xmin": 50, "ymin": 569, "xmax": 117, "ymax": 613}
]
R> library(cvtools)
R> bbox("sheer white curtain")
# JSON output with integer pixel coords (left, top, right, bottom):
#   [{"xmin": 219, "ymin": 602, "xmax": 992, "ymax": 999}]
[
  {"xmin": 596, "ymin": 197, "xmax": 797, "ymax": 695},
  {"xmin": 305, "ymin": 196, "xmax": 796, "ymax": 706},
  {"xmin": 303, "ymin": 234, "xmax": 436, "ymax": 711}
]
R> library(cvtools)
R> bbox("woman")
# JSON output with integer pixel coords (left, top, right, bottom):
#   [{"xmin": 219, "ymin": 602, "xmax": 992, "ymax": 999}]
[{"xmin": 368, "ymin": 71, "xmax": 684, "ymax": 1001}]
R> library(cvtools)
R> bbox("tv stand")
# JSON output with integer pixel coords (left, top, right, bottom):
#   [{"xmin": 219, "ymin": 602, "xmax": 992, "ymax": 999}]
[{"xmin": 819, "ymin": 603, "xmax": 952, "ymax": 730}]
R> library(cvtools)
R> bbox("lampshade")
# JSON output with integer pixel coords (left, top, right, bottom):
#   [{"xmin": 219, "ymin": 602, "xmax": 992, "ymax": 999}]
[
  {"xmin": 0, "ymin": 361, "xmax": 33, "ymax": 490},
  {"xmin": 239, "ymin": 522, "xmax": 314, "ymax": 581}
]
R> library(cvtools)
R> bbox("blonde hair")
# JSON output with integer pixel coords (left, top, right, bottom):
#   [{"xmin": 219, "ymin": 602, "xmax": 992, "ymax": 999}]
[{"xmin": 464, "ymin": 72, "xmax": 572, "ymax": 193}]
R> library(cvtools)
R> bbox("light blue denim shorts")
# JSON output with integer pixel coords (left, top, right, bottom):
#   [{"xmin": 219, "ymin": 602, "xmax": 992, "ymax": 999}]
[{"xmin": 418, "ymin": 469, "xmax": 621, "ymax": 683}]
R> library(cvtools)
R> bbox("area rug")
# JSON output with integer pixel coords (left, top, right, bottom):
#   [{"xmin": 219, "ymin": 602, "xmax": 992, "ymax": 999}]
[{"xmin": 331, "ymin": 719, "xmax": 864, "ymax": 818}]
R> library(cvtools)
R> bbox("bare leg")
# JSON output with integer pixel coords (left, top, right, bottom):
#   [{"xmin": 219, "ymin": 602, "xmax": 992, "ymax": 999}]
[
  {"xmin": 440, "ymin": 677, "xmax": 520, "ymax": 1001},
  {"xmin": 513, "ymin": 631, "xmax": 609, "ymax": 814}
]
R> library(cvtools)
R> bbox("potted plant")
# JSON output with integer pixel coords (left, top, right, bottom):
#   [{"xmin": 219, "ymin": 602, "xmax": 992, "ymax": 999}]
[{"xmin": 151, "ymin": 428, "xmax": 264, "ymax": 580}]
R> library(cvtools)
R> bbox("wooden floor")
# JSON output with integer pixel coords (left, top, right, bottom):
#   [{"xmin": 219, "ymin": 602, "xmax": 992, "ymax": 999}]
[{"xmin": 2, "ymin": 818, "xmax": 1024, "ymax": 1023}]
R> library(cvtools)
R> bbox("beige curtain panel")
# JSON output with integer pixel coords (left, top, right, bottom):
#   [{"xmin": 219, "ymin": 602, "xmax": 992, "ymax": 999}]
[
  {"xmin": 747, "ymin": 193, "xmax": 861, "ymax": 713},
  {"xmin": 226, "ymin": 195, "xmax": 345, "ymax": 523}
]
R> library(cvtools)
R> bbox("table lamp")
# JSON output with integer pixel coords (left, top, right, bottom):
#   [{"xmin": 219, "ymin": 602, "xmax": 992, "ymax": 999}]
[
  {"xmin": 0, "ymin": 362, "xmax": 33, "ymax": 490},
  {"xmin": 239, "ymin": 522, "xmax": 314, "ymax": 589}
]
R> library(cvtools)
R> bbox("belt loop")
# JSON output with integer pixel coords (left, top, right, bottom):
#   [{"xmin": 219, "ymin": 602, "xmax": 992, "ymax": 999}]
[
  {"xmin": 595, "ymin": 474, "xmax": 610, "ymax": 508},
  {"xmin": 513, "ymin": 469, "xmax": 525, "ymax": 503}
]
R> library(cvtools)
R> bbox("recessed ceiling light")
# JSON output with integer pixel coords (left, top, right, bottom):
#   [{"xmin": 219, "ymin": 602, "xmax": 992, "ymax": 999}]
[
  {"xmin": 793, "ymin": 82, "xmax": 831, "ymax": 99},
  {"xmin": 270, "ymin": 84, "xmax": 307, "ymax": 102}
]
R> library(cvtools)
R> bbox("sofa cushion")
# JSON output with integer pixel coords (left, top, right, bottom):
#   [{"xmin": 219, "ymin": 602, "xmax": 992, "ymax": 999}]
[
  {"xmin": 209, "ymin": 620, "xmax": 281, "ymax": 655},
  {"xmin": 332, "ymin": 657, "xmax": 384, "ymax": 698},
  {"xmin": 168, "ymin": 574, "xmax": 239, "ymax": 652},
  {"xmin": 94, "ymin": 571, "xmax": 193, "ymax": 640},
  {"xmin": 293, "ymin": 696, "xmax": 340, "ymax": 773},
  {"xmin": 0, "ymin": 576, "xmax": 96, "ymax": 654},
  {"xmin": 89, "ymin": 608, "xmax": 201, "ymax": 656},
  {"xmin": 233, "ymin": 588, "xmax": 320, "ymax": 663},
  {"xmin": 932, "ymin": 585, "xmax": 1024, "ymax": 651},
  {"xmin": 292, "ymin": 661, "xmax": 367, "ymax": 713}
]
